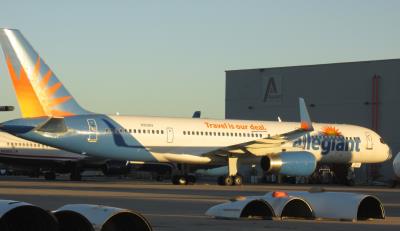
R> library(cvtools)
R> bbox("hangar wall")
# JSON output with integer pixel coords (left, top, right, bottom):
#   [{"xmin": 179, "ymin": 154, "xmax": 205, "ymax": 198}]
[{"xmin": 225, "ymin": 59, "xmax": 400, "ymax": 182}]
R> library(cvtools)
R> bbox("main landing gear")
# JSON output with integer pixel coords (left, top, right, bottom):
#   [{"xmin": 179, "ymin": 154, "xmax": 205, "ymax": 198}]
[
  {"xmin": 171, "ymin": 174, "xmax": 196, "ymax": 185},
  {"xmin": 171, "ymin": 164, "xmax": 197, "ymax": 185},
  {"xmin": 218, "ymin": 156, "xmax": 243, "ymax": 186}
]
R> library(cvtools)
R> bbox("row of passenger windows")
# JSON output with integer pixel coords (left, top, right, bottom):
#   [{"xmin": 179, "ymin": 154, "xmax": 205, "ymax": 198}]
[
  {"xmin": 183, "ymin": 131, "xmax": 265, "ymax": 138},
  {"xmin": 105, "ymin": 128, "xmax": 165, "ymax": 135},
  {"xmin": 104, "ymin": 128, "xmax": 265, "ymax": 138},
  {"xmin": 6, "ymin": 142, "xmax": 50, "ymax": 148}
]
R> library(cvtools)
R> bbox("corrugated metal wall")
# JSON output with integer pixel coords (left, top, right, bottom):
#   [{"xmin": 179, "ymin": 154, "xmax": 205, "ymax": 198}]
[{"xmin": 226, "ymin": 59, "xmax": 400, "ymax": 181}]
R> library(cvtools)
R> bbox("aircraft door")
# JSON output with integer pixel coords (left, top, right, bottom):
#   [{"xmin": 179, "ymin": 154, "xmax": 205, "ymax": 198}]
[
  {"xmin": 87, "ymin": 119, "xmax": 98, "ymax": 143},
  {"xmin": 166, "ymin": 127, "xmax": 174, "ymax": 143},
  {"xmin": 365, "ymin": 132, "xmax": 373, "ymax": 150}
]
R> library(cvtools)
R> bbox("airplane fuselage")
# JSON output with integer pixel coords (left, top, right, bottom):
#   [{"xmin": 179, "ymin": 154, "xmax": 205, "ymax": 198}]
[{"xmin": 1, "ymin": 114, "xmax": 391, "ymax": 166}]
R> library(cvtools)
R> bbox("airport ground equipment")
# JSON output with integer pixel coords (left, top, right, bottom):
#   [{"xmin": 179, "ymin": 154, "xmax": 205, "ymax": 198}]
[
  {"xmin": 0, "ymin": 199, "xmax": 152, "ymax": 231},
  {"xmin": 206, "ymin": 189, "xmax": 385, "ymax": 222}
]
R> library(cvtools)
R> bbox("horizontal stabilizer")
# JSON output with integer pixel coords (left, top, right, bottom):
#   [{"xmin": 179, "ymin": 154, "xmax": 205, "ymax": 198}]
[{"xmin": 36, "ymin": 117, "xmax": 67, "ymax": 133}]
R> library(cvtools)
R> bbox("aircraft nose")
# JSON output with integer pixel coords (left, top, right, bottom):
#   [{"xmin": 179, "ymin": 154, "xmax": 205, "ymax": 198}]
[{"xmin": 386, "ymin": 146, "xmax": 393, "ymax": 161}]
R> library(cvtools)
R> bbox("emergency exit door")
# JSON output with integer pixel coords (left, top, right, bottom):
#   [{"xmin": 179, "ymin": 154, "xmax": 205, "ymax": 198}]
[
  {"xmin": 87, "ymin": 119, "xmax": 98, "ymax": 142},
  {"xmin": 366, "ymin": 132, "xmax": 373, "ymax": 150},
  {"xmin": 166, "ymin": 127, "xmax": 174, "ymax": 143}
]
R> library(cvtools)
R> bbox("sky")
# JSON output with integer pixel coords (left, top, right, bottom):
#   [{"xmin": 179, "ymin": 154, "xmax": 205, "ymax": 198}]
[{"xmin": 0, "ymin": 0, "xmax": 399, "ymax": 122}]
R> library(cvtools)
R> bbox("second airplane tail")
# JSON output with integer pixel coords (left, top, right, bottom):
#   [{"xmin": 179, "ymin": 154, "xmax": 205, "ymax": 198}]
[{"xmin": 0, "ymin": 28, "xmax": 90, "ymax": 118}]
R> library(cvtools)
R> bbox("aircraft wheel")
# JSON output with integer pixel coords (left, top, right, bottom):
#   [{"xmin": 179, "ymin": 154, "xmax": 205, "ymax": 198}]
[
  {"xmin": 186, "ymin": 175, "xmax": 196, "ymax": 184},
  {"xmin": 233, "ymin": 175, "xmax": 243, "ymax": 186},
  {"xmin": 44, "ymin": 172, "xmax": 56, "ymax": 181},
  {"xmin": 222, "ymin": 176, "xmax": 233, "ymax": 186},
  {"xmin": 172, "ymin": 175, "xmax": 187, "ymax": 185}
]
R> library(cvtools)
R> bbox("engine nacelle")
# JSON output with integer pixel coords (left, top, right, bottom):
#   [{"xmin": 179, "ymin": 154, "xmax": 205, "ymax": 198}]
[
  {"xmin": 394, "ymin": 152, "xmax": 400, "ymax": 178},
  {"xmin": 54, "ymin": 204, "xmax": 152, "ymax": 231},
  {"xmin": 102, "ymin": 160, "xmax": 131, "ymax": 176},
  {"xmin": 0, "ymin": 200, "xmax": 58, "ymax": 231},
  {"xmin": 261, "ymin": 152, "xmax": 317, "ymax": 176}
]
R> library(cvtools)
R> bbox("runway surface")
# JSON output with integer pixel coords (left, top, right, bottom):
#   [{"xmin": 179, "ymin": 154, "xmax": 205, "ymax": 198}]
[{"xmin": 0, "ymin": 176, "xmax": 399, "ymax": 231}]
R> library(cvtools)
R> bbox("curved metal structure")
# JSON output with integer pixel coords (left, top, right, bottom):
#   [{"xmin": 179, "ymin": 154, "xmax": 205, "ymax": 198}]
[
  {"xmin": 206, "ymin": 191, "xmax": 385, "ymax": 221},
  {"xmin": 0, "ymin": 200, "xmax": 58, "ymax": 231},
  {"xmin": 55, "ymin": 204, "xmax": 152, "ymax": 231}
]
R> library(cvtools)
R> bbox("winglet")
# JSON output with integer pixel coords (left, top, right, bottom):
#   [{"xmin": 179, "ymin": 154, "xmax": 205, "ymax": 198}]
[
  {"xmin": 192, "ymin": 111, "xmax": 201, "ymax": 118},
  {"xmin": 299, "ymin": 98, "xmax": 313, "ymax": 131}
]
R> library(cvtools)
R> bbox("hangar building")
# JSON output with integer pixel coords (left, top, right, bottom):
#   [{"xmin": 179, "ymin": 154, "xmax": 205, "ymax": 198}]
[{"xmin": 225, "ymin": 59, "xmax": 400, "ymax": 183}]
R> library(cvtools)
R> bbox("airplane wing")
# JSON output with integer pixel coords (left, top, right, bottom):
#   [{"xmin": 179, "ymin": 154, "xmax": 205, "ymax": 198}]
[{"xmin": 206, "ymin": 98, "xmax": 313, "ymax": 157}]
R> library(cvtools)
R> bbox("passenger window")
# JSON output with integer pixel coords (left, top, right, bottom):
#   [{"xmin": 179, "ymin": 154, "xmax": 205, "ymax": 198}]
[
  {"xmin": 205, "ymin": 132, "xmax": 208, "ymax": 136},
  {"xmin": 213, "ymin": 132, "xmax": 216, "ymax": 136},
  {"xmin": 161, "ymin": 130, "xmax": 164, "ymax": 134},
  {"xmin": 230, "ymin": 133, "xmax": 233, "ymax": 136},
  {"xmin": 134, "ymin": 129, "xmax": 137, "ymax": 133},
  {"xmin": 152, "ymin": 130, "xmax": 155, "ymax": 134},
  {"xmin": 201, "ymin": 132, "xmax": 203, "ymax": 136},
  {"xmin": 218, "ymin": 132, "xmax": 221, "ymax": 136},
  {"xmin": 156, "ymin": 130, "xmax": 159, "ymax": 134},
  {"xmin": 183, "ymin": 131, "xmax": 186, "ymax": 135},
  {"xmin": 196, "ymin": 131, "xmax": 199, "ymax": 135}
]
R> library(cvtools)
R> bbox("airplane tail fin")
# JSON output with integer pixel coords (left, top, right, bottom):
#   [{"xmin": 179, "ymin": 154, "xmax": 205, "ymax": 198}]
[
  {"xmin": 299, "ymin": 97, "xmax": 313, "ymax": 131},
  {"xmin": 0, "ymin": 28, "xmax": 90, "ymax": 118}
]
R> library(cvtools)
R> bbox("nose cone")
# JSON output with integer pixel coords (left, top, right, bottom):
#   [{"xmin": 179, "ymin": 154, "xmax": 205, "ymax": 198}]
[
  {"xmin": 385, "ymin": 145, "xmax": 393, "ymax": 161},
  {"xmin": 387, "ymin": 146, "xmax": 393, "ymax": 161}
]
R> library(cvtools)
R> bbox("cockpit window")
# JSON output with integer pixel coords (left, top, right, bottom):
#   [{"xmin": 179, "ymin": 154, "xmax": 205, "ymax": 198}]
[{"xmin": 380, "ymin": 138, "xmax": 385, "ymax": 144}]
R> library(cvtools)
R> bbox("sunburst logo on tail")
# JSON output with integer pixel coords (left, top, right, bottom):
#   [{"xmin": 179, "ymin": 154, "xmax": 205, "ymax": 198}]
[
  {"xmin": 6, "ymin": 55, "xmax": 75, "ymax": 118},
  {"xmin": 321, "ymin": 126, "xmax": 342, "ymax": 136}
]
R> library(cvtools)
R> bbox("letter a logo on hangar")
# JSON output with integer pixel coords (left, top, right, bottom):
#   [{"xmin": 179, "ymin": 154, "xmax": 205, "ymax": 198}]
[{"xmin": 263, "ymin": 77, "xmax": 281, "ymax": 102}]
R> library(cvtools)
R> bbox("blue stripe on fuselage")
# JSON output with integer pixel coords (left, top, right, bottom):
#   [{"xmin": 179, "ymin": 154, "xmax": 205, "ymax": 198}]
[{"xmin": 0, "ymin": 115, "xmax": 158, "ymax": 161}]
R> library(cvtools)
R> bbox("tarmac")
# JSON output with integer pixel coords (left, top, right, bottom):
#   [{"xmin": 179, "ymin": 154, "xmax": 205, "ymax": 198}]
[{"xmin": 0, "ymin": 176, "xmax": 399, "ymax": 231}]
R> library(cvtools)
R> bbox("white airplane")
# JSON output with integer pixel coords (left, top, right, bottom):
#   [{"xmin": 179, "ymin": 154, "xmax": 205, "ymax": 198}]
[
  {"xmin": 0, "ymin": 131, "xmax": 133, "ymax": 180},
  {"xmin": 0, "ymin": 28, "xmax": 392, "ymax": 186}
]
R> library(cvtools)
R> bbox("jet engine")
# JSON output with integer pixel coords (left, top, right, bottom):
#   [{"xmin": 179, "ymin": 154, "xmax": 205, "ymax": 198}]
[
  {"xmin": 102, "ymin": 160, "xmax": 131, "ymax": 176},
  {"xmin": 261, "ymin": 152, "xmax": 317, "ymax": 176}
]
